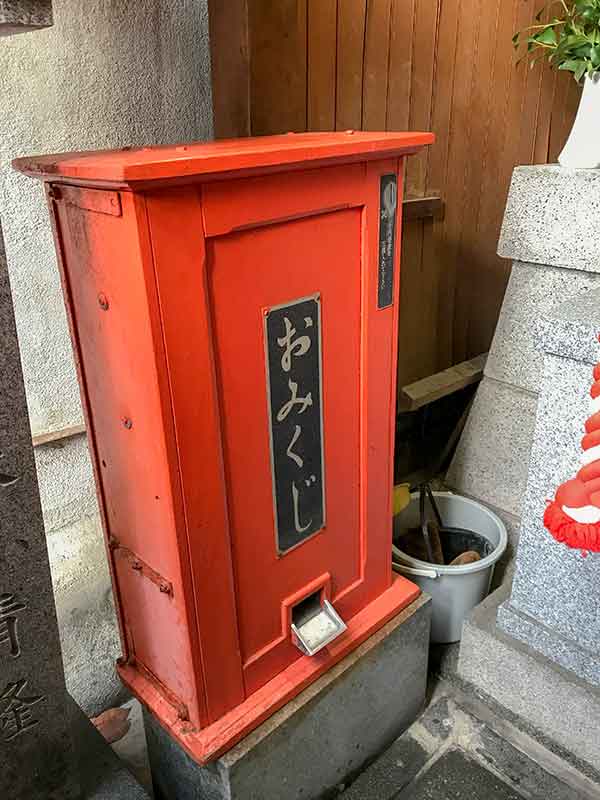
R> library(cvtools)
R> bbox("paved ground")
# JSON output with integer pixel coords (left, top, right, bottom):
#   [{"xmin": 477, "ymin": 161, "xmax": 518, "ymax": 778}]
[
  {"xmin": 110, "ymin": 669, "xmax": 599, "ymax": 799},
  {"xmin": 397, "ymin": 749, "xmax": 524, "ymax": 800},
  {"xmin": 339, "ymin": 685, "xmax": 599, "ymax": 799}
]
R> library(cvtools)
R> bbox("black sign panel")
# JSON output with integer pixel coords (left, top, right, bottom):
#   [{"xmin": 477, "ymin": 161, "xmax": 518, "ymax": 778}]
[
  {"xmin": 264, "ymin": 296, "xmax": 325, "ymax": 553},
  {"xmin": 377, "ymin": 173, "xmax": 398, "ymax": 309}
]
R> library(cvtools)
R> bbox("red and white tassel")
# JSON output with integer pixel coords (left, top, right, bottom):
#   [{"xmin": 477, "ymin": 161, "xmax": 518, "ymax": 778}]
[{"xmin": 544, "ymin": 340, "xmax": 600, "ymax": 553}]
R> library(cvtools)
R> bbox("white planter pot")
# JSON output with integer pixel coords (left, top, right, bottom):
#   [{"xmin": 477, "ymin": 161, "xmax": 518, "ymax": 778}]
[{"xmin": 559, "ymin": 73, "xmax": 600, "ymax": 169}]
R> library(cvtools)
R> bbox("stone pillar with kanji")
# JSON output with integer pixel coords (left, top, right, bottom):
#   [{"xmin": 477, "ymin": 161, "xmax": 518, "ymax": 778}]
[{"xmin": 0, "ymin": 215, "xmax": 79, "ymax": 797}]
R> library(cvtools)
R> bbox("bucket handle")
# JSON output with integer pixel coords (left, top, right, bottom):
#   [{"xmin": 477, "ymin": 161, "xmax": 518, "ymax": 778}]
[{"xmin": 392, "ymin": 562, "xmax": 439, "ymax": 580}]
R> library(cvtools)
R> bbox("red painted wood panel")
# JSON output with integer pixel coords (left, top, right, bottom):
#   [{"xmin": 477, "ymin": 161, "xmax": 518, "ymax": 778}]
[
  {"xmin": 145, "ymin": 188, "xmax": 246, "ymax": 724},
  {"xmin": 51, "ymin": 189, "xmax": 206, "ymax": 728}
]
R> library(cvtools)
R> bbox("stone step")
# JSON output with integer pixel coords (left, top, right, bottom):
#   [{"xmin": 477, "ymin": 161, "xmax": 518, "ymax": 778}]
[
  {"xmin": 458, "ymin": 584, "xmax": 600, "ymax": 781},
  {"xmin": 340, "ymin": 670, "xmax": 599, "ymax": 800}
]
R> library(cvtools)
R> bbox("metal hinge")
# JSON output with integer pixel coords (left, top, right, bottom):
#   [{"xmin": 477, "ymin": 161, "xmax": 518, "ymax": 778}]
[
  {"xmin": 47, "ymin": 184, "xmax": 122, "ymax": 217},
  {"xmin": 109, "ymin": 536, "xmax": 173, "ymax": 597}
]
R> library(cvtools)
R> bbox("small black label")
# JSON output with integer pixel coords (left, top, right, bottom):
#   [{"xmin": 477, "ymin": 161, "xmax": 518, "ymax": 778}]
[
  {"xmin": 378, "ymin": 174, "xmax": 398, "ymax": 309},
  {"xmin": 265, "ymin": 297, "xmax": 325, "ymax": 553}
]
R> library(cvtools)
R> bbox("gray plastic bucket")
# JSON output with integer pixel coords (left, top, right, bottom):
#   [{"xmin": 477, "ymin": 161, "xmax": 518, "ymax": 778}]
[{"xmin": 392, "ymin": 492, "xmax": 507, "ymax": 643}]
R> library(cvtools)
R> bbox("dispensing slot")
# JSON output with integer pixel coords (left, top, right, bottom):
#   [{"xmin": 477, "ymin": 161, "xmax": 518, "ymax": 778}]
[{"xmin": 291, "ymin": 591, "xmax": 347, "ymax": 656}]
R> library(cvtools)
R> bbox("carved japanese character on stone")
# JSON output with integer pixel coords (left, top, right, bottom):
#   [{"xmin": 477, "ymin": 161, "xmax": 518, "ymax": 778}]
[
  {"xmin": 0, "ymin": 594, "xmax": 26, "ymax": 659},
  {"xmin": 0, "ymin": 679, "xmax": 44, "ymax": 742}
]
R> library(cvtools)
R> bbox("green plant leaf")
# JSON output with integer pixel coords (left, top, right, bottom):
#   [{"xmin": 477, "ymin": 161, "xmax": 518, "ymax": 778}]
[
  {"xmin": 573, "ymin": 44, "xmax": 593, "ymax": 58},
  {"xmin": 536, "ymin": 25, "xmax": 559, "ymax": 44},
  {"xmin": 563, "ymin": 33, "xmax": 591, "ymax": 46},
  {"xmin": 514, "ymin": 0, "xmax": 600, "ymax": 77},
  {"xmin": 558, "ymin": 58, "xmax": 581, "ymax": 71}
]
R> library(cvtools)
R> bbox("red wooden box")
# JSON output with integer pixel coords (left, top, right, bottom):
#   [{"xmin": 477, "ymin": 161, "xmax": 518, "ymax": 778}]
[{"xmin": 15, "ymin": 131, "xmax": 433, "ymax": 764}]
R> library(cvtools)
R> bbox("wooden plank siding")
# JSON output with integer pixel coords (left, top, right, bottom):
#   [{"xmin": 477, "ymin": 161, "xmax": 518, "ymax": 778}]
[{"xmin": 209, "ymin": 0, "xmax": 579, "ymax": 390}]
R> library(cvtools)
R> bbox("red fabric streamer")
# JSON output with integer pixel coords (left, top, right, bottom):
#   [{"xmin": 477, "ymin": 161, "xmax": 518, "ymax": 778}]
[
  {"xmin": 543, "ymin": 500, "xmax": 600, "ymax": 553},
  {"xmin": 543, "ymin": 333, "xmax": 600, "ymax": 554}
]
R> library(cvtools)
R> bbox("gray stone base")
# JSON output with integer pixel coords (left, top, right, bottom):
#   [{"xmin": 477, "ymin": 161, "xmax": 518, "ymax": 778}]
[
  {"xmin": 498, "ymin": 601, "xmax": 600, "ymax": 688},
  {"xmin": 458, "ymin": 583, "xmax": 600, "ymax": 774},
  {"xmin": 144, "ymin": 595, "xmax": 431, "ymax": 800},
  {"xmin": 69, "ymin": 696, "xmax": 149, "ymax": 799}
]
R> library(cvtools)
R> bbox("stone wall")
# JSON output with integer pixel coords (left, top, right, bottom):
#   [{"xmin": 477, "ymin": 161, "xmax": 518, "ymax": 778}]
[
  {"xmin": 0, "ymin": 0, "xmax": 213, "ymax": 713},
  {"xmin": 458, "ymin": 167, "xmax": 600, "ymax": 778},
  {"xmin": 447, "ymin": 166, "xmax": 600, "ymax": 577}
]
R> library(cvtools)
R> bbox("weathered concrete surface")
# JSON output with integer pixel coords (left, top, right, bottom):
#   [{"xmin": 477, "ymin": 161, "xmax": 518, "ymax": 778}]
[
  {"xmin": 110, "ymin": 700, "xmax": 154, "ymax": 793},
  {"xmin": 459, "ymin": 584, "xmax": 600, "ymax": 775},
  {"xmin": 1, "ymin": 0, "xmax": 214, "ymax": 715},
  {"xmin": 0, "ymin": 0, "xmax": 52, "ymax": 34},
  {"xmin": 145, "ymin": 596, "xmax": 431, "ymax": 800},
  {"xmin": 2, "ymin": 0, "xmax": 213, "ymax": 438},
  {"xmin": 49, "ymin": 514, "xmax": 124, "ymax": 715},
  {"xmin": 37, "ymin": 436, "xmax": 123, "ymax": 713},
  {"xmin": 34, "ymin": 434, "xmax": 97, "ymax": 531}
]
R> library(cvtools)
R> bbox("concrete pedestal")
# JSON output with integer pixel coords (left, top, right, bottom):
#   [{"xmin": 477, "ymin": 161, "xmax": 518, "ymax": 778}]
[
  {"xmin": 457, "ymin": 169, "xmax": 600, "ymax": 777},
  {"xmin": 447, "ymin": 167, "xmax": 600, "ymax": 572},
  {"xmin": 144, "ymin": 595, "xmax": 431, "ymax": 800}
]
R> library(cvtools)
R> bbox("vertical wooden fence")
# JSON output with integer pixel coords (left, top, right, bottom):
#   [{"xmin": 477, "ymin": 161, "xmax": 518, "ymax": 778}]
[{"xmin": 208, "ymin": 0, "xmax": 580, "ymax": 388}]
